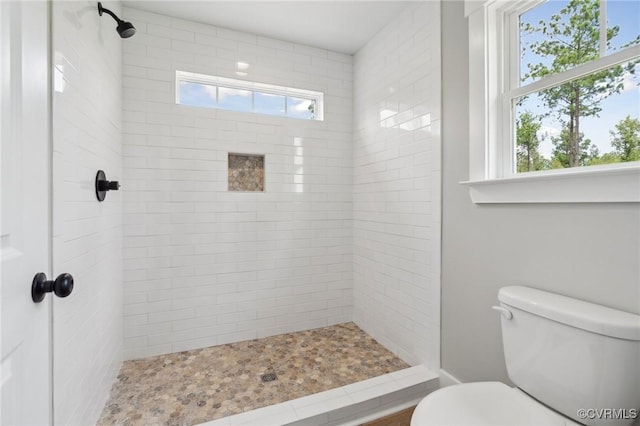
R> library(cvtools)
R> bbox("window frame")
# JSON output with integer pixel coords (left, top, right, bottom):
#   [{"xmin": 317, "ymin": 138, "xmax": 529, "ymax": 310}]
[
  {"xmin": 464, "ymin": 0, "xmax": 640, "ymax": 203},
  {"xmin": 175, "ymin": 71, "xmax": 324, "ymax": 121}
]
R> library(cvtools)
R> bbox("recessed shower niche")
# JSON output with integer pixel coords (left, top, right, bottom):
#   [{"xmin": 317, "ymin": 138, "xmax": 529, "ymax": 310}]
[{"xmin": 228, "ymin": 153, "xmax": 265, "ymax": 192}]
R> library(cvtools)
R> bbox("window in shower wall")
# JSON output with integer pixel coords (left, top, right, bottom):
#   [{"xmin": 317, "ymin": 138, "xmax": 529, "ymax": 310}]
[{"xmin": 176, "ymin": 71, "xmax": 324, "ymax": 121}]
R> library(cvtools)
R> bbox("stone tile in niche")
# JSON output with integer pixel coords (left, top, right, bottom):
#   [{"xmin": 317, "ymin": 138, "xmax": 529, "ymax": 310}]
[
  {"xmin": 97, "ymin": 322, "xmax": 410, "ymax": 426},
  {"xmin": 228, "ymin": 153, "xmax": 264, "ymax": 192}
]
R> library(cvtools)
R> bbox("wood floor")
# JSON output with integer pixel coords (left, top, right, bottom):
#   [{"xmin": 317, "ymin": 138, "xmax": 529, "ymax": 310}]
[{"xmin": 362, "ymin": 406, "xmax": 416, "ymax": 426}]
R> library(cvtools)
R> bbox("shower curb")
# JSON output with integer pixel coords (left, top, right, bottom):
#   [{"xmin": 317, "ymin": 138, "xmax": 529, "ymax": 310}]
[{"xmin": 198, "ymin": 365, "xmax": 439, "ymax": 426}]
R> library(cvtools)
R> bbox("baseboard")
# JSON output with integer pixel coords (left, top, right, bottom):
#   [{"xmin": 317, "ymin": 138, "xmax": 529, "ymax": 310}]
[{"xmin": 437, "ymin": 369, "xmax": 461, "ymax": 387}]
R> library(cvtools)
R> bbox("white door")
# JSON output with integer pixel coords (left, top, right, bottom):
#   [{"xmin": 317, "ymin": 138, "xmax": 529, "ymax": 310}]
[{"xmin": 1, "ymin": 1, "xmax": 52, "ymax": 425}]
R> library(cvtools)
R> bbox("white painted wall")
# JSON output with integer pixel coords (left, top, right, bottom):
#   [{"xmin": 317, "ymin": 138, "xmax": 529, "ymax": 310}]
[
  {"xmin": 51, "ymin": 1, "xmax": 123, "ymax": 424},
  {"xmin": 441, "ymin": 0, "xmax": 640, "ymax": 383},
  {"xmin": 121, "ymin": 7, "xmax": 353, "ymax": 359},
  {"xmin": 352, "ymin": 2, "xmax": 441, "ymax": 369}
]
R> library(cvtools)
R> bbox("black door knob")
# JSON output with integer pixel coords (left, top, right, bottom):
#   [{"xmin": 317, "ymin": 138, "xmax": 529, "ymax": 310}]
[{"xmin": 31, "ymin": 272, "xmax": 74, "ymax": 303}]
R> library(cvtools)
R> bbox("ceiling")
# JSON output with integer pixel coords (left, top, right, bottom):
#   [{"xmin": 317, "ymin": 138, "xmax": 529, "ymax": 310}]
[{"xmin": 122, "ymin": 1, "xmax": 411, "ymax": 54}]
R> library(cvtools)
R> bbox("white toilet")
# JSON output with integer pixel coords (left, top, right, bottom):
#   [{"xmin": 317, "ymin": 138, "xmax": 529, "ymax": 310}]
[{"xmin": 411, "ymin": 286, "xmax": 640, "ymax": 426}]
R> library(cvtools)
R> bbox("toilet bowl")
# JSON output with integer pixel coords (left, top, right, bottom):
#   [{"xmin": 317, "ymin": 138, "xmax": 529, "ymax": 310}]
[
  {"xmin": 411, "ymin": 286, "xmax": 640, "ymax": 426},
  {"xmin": 411, "ymin": 382, "xmax": 581, "ymax": 425}
]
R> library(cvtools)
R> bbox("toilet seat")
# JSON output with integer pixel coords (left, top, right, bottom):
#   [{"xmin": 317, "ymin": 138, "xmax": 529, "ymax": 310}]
[{"xmin": 411, "ymin": 382, "xmax": 581, "ymax": 426}]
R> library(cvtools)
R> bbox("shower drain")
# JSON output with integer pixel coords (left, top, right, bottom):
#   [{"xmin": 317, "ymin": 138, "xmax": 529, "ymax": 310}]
[{"xmin": 261, "ymin": 373, "xmax": 277, "ymax": 383}]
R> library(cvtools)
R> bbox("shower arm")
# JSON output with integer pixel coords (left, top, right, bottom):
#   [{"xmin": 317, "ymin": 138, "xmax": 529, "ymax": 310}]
[{"xmin": 98, "ymin": 3, "xmax": 124, "ymax": 24}]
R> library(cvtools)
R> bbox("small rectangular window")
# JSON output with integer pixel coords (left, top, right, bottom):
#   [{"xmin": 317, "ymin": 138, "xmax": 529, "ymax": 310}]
[
  {"xmin": 178, "ymin": 81, "xmax": 217, "ymax": 108},
  {"xmin": 254, "ymin": 92, "xmax": 286, "ymax": 116},
  {"xmin": 176, "ymin": 71, "xmax": 324, "ymax": 121},
  {"xmin": 218, "ymin": 87, "xmax": 252, "ymax": 112},
  {"xmin": 286, "ymin": 97, "xmax": 316, "ymax": 120}
]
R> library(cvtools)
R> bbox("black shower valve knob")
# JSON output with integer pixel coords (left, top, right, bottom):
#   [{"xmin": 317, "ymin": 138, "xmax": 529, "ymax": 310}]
[
  {"xmin": 95, "ymin": 170, "xmax": 120, "ymax": 202},
  {"xmin": 98, "ymin": 179, "xmax": 120, "ymax": 191}
]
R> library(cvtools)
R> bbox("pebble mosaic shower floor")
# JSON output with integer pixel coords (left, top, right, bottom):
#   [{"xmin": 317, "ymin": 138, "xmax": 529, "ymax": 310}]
[{"xmin": 97, "ymin": 322, "xmax": 410, "ymax": 426}]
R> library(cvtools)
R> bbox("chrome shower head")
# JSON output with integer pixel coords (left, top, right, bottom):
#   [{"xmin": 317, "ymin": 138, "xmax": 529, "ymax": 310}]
[{"xmin": 98, "ymin": 2, "xmax": 136, "ymax": 39}]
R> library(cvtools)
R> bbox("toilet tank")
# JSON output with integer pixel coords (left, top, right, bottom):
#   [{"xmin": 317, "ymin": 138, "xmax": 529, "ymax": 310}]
[{"xmin": 497, "ymin": 286, "xmax": 640, "ymax": 426}]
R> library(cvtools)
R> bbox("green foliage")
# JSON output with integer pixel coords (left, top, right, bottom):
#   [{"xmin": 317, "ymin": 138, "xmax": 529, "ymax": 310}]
[
  {"xmin": 522, "ymin": 0, "xmax": 603, "ymax": 78},
  {"xmin": 521, "ymin": 0, "xmax": 638, "ymax": 168},
  {"xmin": 550, "ymin": 127, "xmax": 599, "ymax": 167},
  {"xmin": 586, "ymin": 152, "xmax": 622, "ymax": 166},
  {"xmin": 517, "ymin": 116, "xmax": 639, "ymax": 171},
  {"xmin": 610, "ymin": 116, "xmax": 640, "ymax": 161},
  {"xmin": 308, "ymin": 101, "xmax": 315, "ymax": 119},
  {"xmin": 516, "ymin": 112, "xmax": 548, "ymax": 172}
]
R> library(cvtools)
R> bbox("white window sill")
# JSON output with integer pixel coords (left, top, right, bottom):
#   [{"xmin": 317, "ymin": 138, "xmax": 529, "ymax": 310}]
[{"xmin": 461, "ymin": 163, "xmax": 640, "ymax": 204}]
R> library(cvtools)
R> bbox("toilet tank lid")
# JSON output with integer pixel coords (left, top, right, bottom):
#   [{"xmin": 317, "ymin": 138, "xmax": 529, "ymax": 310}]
[{"xmin": 498, "ymin": 286, "xmax": 640, "ymax": 341}]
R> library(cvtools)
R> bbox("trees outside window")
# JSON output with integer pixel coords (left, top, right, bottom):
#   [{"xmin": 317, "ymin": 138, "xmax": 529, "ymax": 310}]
[{"xmin": 514, "ymin": 0, "xmax": 639, "ymax": 173}]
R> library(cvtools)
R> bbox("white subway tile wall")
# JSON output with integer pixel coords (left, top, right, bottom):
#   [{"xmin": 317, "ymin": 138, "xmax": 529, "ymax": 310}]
[
  {"xmin": 352, "ymin": 2, "xmax": 442, "ymax": 369},
  {"xmin": 52, "ymin": 1, "xmax": 123, "ymax": 425},
  {"xmin": 121, "ymin": 7, "xmax": 354, "ymax": 359}
]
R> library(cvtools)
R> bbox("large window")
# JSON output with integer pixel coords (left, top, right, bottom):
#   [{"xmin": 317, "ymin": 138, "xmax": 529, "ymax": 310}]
[
  {"xmin": 464, "ymin": 0, "xmax": 640, "ymax": 203},
  {"xmin": 511, "ymin": 0, "xmax": 639, "ymax": 174},
  {"xmin": 176, "ymin": 71, "xmax": 324, "ymax": 121}
]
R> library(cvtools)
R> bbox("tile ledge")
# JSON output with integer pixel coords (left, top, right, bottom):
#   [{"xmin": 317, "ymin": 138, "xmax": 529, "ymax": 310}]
[{"xmin": 197, "ymin": 365, "xmax": 439, "ymax": 426}]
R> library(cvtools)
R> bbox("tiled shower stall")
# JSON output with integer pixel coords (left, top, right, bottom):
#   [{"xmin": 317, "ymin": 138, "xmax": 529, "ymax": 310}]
[
  {"xmin": 52, "ymin": 1, "xmax": 441, "ymax": 424},
  {"xmin": 120, "ymin": 6, "xmax": 354, "ymax": 358}
]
